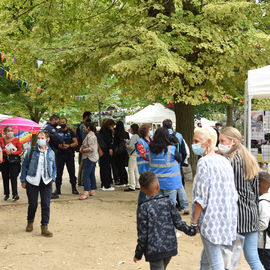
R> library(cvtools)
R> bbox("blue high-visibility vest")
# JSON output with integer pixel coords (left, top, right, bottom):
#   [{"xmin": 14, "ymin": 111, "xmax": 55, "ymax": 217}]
[
  {"xmin": 149, "ymin": 145, "xmax": 182, "ymax": 190},
  {"xmin": 135, "ymin": 138, "xmax": 150, "ymax": 174},
  {"xmin": 168, "ymin": 129, "xmax": 183, "ymax": 152}
]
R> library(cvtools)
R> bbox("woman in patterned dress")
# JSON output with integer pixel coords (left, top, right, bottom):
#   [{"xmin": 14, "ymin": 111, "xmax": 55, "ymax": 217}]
[
  {"xmin": 219, "ymin": 127, "xmax": 264, "ymax": 270},
  {"xmin": 191, "ymin": 127, "xmax": 238, "ymax": 270}
]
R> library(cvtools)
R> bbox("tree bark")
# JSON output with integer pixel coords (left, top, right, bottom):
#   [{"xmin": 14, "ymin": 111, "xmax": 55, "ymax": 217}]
[
  {"xmin": 226, "ymin": 103, "xmax": 234, "ymax": 127},
  {"xmin": 174, "ymin": 101, "xmax": 196, "ymax": 175}
]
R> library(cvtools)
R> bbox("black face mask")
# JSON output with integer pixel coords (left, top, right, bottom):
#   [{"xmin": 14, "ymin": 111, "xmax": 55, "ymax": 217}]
[
  {"xmin": 52, "ymin": 123, "xmax": 58, "ymax": 127},
  {"xmin": 61, "ymin": 124, "xmax": 66, "ymax": 129}
]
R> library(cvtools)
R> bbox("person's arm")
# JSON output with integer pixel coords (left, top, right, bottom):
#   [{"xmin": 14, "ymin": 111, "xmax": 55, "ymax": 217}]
[
  {"xmin": 134, "ymin": 205, "xmax": 148, "ymax": 261},
  {"xmin": 51, "ymin": 151, "xmax": 57, "ymax": 181},
  {"xmin": 135, "ymin": 142, "xmax": 149, "ymax": 161},
  {"xmin": 20, "ymin": 149, "xmax": 30, "ymax": 184},
  {"xmin": 258, "ymin": 200, "xmax": 270, "ymax": 231},
  {"xmin": 69, "ymin": 131, "xmax": 78, "ymax": 148},
  {"xmin": 192, "ymin": 203, "xmax": 203, "ymax": 232},
  {"xmin": 82, "ymin": 136, "xmax": 96, "ymax": 153},
  {"xmin": 180, "ymin": 140, "xmax": 187, "ymax": 164},
  {"xmin": 170, "ymin": 201, "xmax": 196, "ymax": 236},
  {"xmin": 11, "ymin": 138, "xmax": 22, "ymax": 155}
]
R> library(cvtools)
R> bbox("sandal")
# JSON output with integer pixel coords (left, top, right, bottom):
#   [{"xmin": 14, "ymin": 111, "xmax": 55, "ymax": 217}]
[
  {"xmin": 89, "ymin": 190, "xmax": 96, "ymax": 196},
  {"xmin": 79, "ymin": 192, "xmax": 89, "ymax": 200}
]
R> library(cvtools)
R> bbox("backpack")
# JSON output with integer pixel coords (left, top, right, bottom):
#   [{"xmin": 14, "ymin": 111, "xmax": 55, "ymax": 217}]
[{"xmin": 259, "ymin": 198, "xmax": 270, "ymax": 249}]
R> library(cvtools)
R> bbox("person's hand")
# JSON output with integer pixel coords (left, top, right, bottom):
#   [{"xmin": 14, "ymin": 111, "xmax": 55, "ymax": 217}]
[
  {"xmin": 21, "ymin": 182, "xmax": 26, "ymax": 189},
  {"xmin": 133, "ymin": 257, "xmax": 140, "ymax": 263},
  {"xmin": 58, "ymin": 144, "xmax": 64, "ymax": 149},
  {"xmin": 109, "ymin": 149, "xmax": 113, "ymax": 156},
  {"xmin": 79, "ymin": 148, "xmax": 84, "ymax": 153},
  {"xmin": 0, "ymin": 157, "xmax": 3, "ymax": 163},
  {"xmin": 5, "ymin": 149, "xmax": 11, "ymax": 155},
  {"xmin": 63, "ymin": 144, "xmax": 70, "ymax": 149}
]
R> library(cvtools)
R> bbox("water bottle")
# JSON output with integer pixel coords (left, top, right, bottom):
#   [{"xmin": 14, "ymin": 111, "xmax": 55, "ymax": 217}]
[{"xmin": 230, "ymin": 245, "xmax": 242, "ymax": 269}]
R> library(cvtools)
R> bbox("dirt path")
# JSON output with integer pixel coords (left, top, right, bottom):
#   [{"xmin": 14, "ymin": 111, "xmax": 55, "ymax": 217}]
[{"xmin": 0, "ymin": 165, "xmax": 249, "ymax": 270}]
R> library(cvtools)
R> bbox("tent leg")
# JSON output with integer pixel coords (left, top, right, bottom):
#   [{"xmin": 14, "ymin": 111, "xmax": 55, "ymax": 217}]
[{"xmin": 247, "ymin": 95, "xmax": 252, "ymax": 151}]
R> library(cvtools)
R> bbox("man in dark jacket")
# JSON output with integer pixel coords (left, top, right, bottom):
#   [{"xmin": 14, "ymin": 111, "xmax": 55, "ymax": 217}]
[{"xmin": 134, "ymin": 171, "xmax": 196, "ymax": 270}]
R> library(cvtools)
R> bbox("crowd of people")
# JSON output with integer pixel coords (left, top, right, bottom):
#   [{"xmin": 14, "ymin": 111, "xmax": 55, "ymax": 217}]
[{"xmin": 0, "ymin": 112, "xmax": 269, "ymax": 270}]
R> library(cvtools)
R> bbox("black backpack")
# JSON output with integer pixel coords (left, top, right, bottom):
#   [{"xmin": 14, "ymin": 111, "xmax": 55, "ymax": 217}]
[{"xmin": 259, "ymin": 198, "xmax": 270, "ymax": 248}]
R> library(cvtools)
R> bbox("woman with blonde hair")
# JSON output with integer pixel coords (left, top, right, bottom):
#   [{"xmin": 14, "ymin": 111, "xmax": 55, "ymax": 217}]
[
  {"xmin": 191, "ymin": 127, "xmax": 238, "ymax": 270},
  {"xmin": 219, "ymin": 127, "xmax": 264, "ymax": 270}
]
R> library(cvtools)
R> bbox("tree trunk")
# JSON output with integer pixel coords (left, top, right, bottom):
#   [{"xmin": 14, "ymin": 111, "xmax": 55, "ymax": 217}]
[
  {"xmin": 174, "ymin": 101, "xmax": 196, "ymax": 175},
  {"xmin": 226, "ymin": 103, "xmax": 234, "ymax": 127}
]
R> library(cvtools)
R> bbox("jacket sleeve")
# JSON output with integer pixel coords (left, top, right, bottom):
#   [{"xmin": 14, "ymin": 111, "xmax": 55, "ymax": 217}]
[
  {"xmin": 20, "ymin": 149, "xmax": 30, "ymax": 183},
  {"xmin": 135, "ymin": 205, "xmax": 148, "ymax": 259},
  {"xmin": 180, "ymin": 140, "xmax": 187, "ymax": 164},
  {"xmin": 51, "ymin": 150, "xmax": 57, "ymax": 181}
]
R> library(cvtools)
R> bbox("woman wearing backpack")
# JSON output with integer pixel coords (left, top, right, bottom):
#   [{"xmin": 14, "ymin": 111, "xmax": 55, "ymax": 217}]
[{"xmin": 219, "ymin": 127, "xmax": 264, "ymax": 270}]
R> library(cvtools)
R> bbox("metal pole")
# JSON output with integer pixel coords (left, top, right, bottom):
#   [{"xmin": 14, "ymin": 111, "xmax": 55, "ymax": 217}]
[{"xmin": 248, "ymin": 95, "xmax": 252, "ymax": 151}]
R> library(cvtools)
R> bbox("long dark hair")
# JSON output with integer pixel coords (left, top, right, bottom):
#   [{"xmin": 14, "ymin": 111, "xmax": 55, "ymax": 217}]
[
  {"xmin": 149, "ymin": 127, "xmax": 171, "ymax": 154},
  {"xmin": 115, "ymin": 121, "xmax": 126, "ymax": 139}
]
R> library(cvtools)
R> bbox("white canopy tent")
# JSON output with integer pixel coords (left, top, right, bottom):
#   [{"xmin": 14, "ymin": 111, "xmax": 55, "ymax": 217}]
[
  {"xmin": 125, "ymin": 103, "xmax": 176, "ymax": 125},
  {"xmin": 245, "ymin": 65, "xmax": 270, "ymax": 150},
  {"xmin": 0, "ymin": 114, "xmax": 13, "ymax": 122}
]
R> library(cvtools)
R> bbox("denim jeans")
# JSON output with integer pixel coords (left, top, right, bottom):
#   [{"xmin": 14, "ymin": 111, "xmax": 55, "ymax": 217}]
[
  {"xmin": 241, "ymin": 232, "xmax": 265, "ymax": 270},
  {"xmin": 200, "ymin": 235, "xmax": 226, "ymax": 270},
  {"xmin": 83, "ymin": 158, "xmax": 97, "ymax": 191},
  {"xmin": 149, "ymin": 257, "xmax": 171, "ymax": 270},
  {"xmin": 177, "ymin": 187, "xmax": 189, "ymax": 209},
  {"xmin": 158, "ymin": 189, "xmax": 177, "ymax": 206}
]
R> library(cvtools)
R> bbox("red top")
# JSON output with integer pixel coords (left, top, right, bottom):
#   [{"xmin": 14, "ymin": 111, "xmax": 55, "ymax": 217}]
[{"xmin": 0, "ymin": 137, "xmax": 22, "ymax": 162}]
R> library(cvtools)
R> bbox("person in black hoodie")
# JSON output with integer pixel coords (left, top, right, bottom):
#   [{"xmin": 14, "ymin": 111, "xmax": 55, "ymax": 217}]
[
  {"xmin": 113, "ymin": 121, "xmax": 129, "ymax": 186},
  {"xmin": 96, "ymin": 119, "xmax": 115, "ymax": 191},
  {"xmin": 134, "ymin": 171, "xmax": 196, "ymax": 270}
]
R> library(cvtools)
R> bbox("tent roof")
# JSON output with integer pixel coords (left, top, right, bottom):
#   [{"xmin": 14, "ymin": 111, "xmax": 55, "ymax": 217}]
[
  {"xmin": 125, "ymin": 103, "xmax": 175, "ymax": 124},
  {"xmin": 247, "ymin": 65, "xmax": 270, "ymax": 99},
  {"xmin": 0, "ymin": 114, "xmax": 13, "ymax": 122}
]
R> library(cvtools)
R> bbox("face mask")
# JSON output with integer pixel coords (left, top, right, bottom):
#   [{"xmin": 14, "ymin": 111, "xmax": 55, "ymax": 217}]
[
  {"xmin": 60, "ymin": 124, "xmax": 66, "ymax": 129},
  {"xmin": 6, "ymin": 131, "xmax": 14, "ymax": 138},
  {"xmin": 192, "ymin": 143, "xmax": 206, "ymax": 156},
  {"xmin": 37, "ymin": 139, "xmax": 47, "ymax": 147},
  {"xmin": 218, "ymin": 142, "xmax": 233, "ymax": 154},
  {"xmin": 52, "ymin": 123, "xmax": 58, "ymax": 127}
]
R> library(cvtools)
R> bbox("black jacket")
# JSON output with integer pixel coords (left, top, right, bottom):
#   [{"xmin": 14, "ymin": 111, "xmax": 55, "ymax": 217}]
[{"xmin": 135, "ymin": 195, "xmax": 195, "ymax": 262}]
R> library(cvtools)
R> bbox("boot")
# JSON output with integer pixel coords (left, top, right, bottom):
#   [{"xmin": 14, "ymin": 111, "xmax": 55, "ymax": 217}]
[
  {"xmin": 41, "ymin": 225, "xmax": 53, "ymax": 237},
  {"xmin": 54, "ymin": 186, "xmax": 61, "ymax": 195},
  {"xmin": 72, "ymin": 185, "xmax": 79, "ymax": 195},
  {"xmin": 26, "ymin": 220, "xmax": 34, "ymax": 232}
]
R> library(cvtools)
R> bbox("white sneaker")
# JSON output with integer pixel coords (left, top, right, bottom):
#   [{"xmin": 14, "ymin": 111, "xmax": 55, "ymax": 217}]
[
  {"xmin": 176, "ymin": 231, "xmax": 182, "ymax": 238},
  {"xmin": 101, "ymin": 187, "xmax": 115, "ymax": 191}
]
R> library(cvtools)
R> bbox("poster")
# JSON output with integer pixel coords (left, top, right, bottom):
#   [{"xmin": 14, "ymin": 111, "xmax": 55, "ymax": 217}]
[{"xmin": 251, "ymin": 110, "xmax": 264, "ymax": 140}]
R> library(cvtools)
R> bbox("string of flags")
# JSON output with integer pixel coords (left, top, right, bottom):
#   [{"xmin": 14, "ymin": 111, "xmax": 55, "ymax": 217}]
[{"xmin": 0, "ymin": 52, "xmax": 45, "ymax": 95}]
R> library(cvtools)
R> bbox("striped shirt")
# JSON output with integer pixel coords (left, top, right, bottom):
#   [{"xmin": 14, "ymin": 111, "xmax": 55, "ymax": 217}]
[{"xmin": 231, "ymin": 153, "xmax": 260, "ymax": 233}]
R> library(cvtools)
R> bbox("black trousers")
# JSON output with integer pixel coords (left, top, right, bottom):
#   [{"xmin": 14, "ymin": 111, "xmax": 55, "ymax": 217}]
[
  {"xmin": 110, "ymin": 156, "xmax": 119, "ymax": 184},
  {"xmin": 55, "ymin": 153, "xmax": 77, "ymax": 187},
  {"xmin": 1, "ymin": 160, "xmax": 20, "ymax": 196},
  {"xmin": 26, "ymin": 180, "xmax": 52, "ymax": 225},
  {"xmin": 149, "ymin": 257, "xmax": 171, "ymax": 270},
  {"xmin": 258, "ymin": 248, "xmax": 270, "ymax": 270},
  {"xmin": 99, "ymin": 153, "xmax": 112, "ymax": 188},
  {"xmin": 115, "ymin": 157, "xmax": 128, "ymax": 185}
]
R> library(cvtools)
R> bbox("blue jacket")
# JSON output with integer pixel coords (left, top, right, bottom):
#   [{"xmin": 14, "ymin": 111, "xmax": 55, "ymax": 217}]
[
  {"xmin": 149, "ymin": 145, "xmax": 182, "ymax": 190},
  {"xmin": 135, "ymin": 138, "xmax": 150, "ymax": 174},
  {"xmin": 20, "ymin": 145, "xmax": 56, "ymax": 183}
]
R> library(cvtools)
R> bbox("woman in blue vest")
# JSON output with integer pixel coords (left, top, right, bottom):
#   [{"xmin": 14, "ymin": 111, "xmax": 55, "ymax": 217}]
[
  {"xmin": 149, "ymin": 127, "xmax": 183, "ymax": 205},
  {"xmin": 135, "ymin": 123, "xmax": 152, "ymax": 204}
]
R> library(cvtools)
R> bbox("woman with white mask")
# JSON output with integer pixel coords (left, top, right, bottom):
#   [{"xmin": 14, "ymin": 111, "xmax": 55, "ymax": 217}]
[
  {"xmin": 191, "ymin": 127, "xmax": 238, "ymax": 270},
  {"xmin": 219, "ymin": 127, "xmax": 264, "ymax": 270},
  {"xmin": 0, "ymin": 126, "xmax": 22, "ymax": 201}
]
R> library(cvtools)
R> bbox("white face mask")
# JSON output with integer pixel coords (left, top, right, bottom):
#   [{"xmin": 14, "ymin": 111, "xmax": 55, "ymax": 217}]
[
  {"xmin": 218, "ymin": 142, "xmax": 234, "ymax": 154},
  {"xmin": 6, "ymin": 131, "xmax": 14, "ymax": 138}
]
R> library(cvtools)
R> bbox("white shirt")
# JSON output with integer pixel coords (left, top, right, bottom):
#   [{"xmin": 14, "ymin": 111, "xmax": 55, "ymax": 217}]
[
  {"xmin": 26, "ymin": 148, "xmax": 52, "ymax": 186},
  {"xmin": 258, "ymin": 189, "xmax": 270, "ymax": 249}
]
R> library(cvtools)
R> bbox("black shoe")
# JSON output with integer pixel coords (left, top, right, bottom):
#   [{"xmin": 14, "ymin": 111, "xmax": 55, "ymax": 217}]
[
  {"xmin": 72, "ymin": 186, "xmax": 79, "ymax": 195},
  {"xmin": 12, "ymin": 195, "xmax": 19, "ymax": 201},
  {"xmin": 114, "ymin": 180, "xmax": 121, "ymax": 186},
  {"xmin": 51, "ymin": 193, "xmax": 59, "ymax": 199},
  {"xmin": 4, "ymin": 195, "xmax": 9, "ymax": 201},
  {"xmin": 124, "ymin": 188, "xmax": 135, "ymax": 192},
  {"xmin": 54, "ymin": 187, "xmax": 61, "ymax": 195},
  {"xmin": 135, "ymin": 188, "xmax": 140, "ymax": 190}
]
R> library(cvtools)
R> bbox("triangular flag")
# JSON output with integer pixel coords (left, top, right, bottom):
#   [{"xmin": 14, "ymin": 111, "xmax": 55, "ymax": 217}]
[
  {"xmin": 25, "ymin": 82, "xmax": 28, "ymax": 88},
  {"xmin": 1, "ymin": 53, "xmax": 4, "ymax": 62},
  {"xmin": 6, "ymin": 72, "xmax": 9, "ymax": 79},
  {"xmin": 14, "ymin": 77, "xmax": 17, "ymax": 82},
  {"xmin": 10, "ymin": 74, "xmax": 12, "ymax": 81},
  {"xmin": 1, "ymin": 69, "xmax": 4, "ymax": 76}
]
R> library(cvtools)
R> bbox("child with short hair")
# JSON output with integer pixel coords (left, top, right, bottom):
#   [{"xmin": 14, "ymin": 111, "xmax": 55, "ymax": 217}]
[
  {"xmin": 134, "ymin": 171, "xmax": 196, "ymax": 270},
  {"xmin": 258, "ymin": 172, "xmax": 270, "ymax": 270}
]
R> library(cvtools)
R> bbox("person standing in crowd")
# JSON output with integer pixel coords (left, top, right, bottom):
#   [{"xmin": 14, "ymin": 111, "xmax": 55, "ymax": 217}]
[
  {"xmin": 135, "ymin": 123, "xmax": 152, "ymax": 204},
  {"xmin": 43, "ymin": 115, "xmax": 64, "ymax": 199},
  {"xmin": 125, "ymin": 124, "xmax": 140, "ymax": 192},
  {"xmin": 0, "ymin": 126, "xmax": 22, "ymax": 201},
  {"xmin": 20, "ymin": 131, "xmax": 56, "ymax": 237},
  {"xmin": 133, "ymin": 171, "xmax": 196, "ymax": 270},
  {"xmin": 214, "ymin": 122, "xmax": 222, "ymax": 147},
  {"xmin": 257, "ymin": 172, "xmax": 270, "ymax": 270},
  {"xmin": 219, "ymin": 127, "xmax": 264, "ymax": 270},
  {"xmin": 148, "ymin": 127, "xmax": 183, "ymax": 206},
  {"xmin": 191, "ymin": 127, "xmax": 238, "ymax": 270},
  {"xmin": 162, "ymin": 119, "xmax": 189, "ymax": 215},
  {"xmin": 76, "ymin": 111, "xmax": 92, "ymax": 165},
  {"xmin": 113, "ymin": 121, "xmax": 129, "ymax": 186},
  {"xmin": 97, "ymin": 119, "xmax": 115, "ymax": 191},
  {"xmin": 79, "ymin": 122, "xmax": 99, "ymax": 200},
  {"xmin": 53, "ymin": 118, "xmax": 79, "ymax": 196}
]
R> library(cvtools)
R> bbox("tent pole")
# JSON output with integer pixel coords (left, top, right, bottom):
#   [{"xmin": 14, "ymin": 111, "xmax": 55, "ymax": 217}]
[
  {"xmin": 244, "ymin": 81, "xmax": 248, "ymax": 147},
  {"xmin": 247, "ymin": 95, "xmax": 252, "ymax": 151}
]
